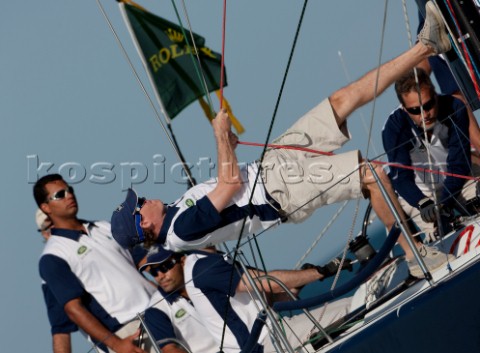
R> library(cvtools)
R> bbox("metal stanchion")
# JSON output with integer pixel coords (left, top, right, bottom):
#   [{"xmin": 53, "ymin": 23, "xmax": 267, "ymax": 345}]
[
  {"xmin": 366, "ymin": 160, "xmax": 434, "ymax": 283},
  {"xmin": 236, "ymin": 256, "xmax": 296, "ymax": 353},
  {"xmin": 137, "ymin": 313, "xmax": 162, "ymax": 353},
  {"xmin": 257, "ymin": 274, "xmax": 334, "ymax": 344}
]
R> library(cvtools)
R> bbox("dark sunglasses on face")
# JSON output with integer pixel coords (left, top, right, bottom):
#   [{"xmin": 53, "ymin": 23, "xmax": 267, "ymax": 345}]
[
  {"xmin": 134, "ymin": 197, "xmax": 146, "ymax": 243},
  {"xmin": 46, "ymin": 186, "xmax": 74, "ymax": 202},
  {"xmin": 404, "ymin": 96, "xmax": 436, "ymax": 115},
  {"xmin": 148, "ymin": 257, "xmax": 178, "ymax": 277}
]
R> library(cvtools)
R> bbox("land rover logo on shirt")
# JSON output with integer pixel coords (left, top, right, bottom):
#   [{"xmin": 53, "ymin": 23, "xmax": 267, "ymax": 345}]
[
  {"xmin": 185, "ymin": 199, "xmax": 195, "ymax": 207},
  {"xmin": 77, "ymin": 246, "xmax": 87, "ymax": 255},
  {"xmin": 175, "ymin": 309, "xmax": 187, "ymax": 319}
]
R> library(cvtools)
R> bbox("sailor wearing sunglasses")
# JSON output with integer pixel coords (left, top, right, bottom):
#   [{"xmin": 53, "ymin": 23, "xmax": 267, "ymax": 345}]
[
  {"xmin": 35, "ymin": 174, "xmax": 156, "ymax": 353},
  {"xmin": 382, "ymin": 68, "xmax": 478, "ymax": 242},
  {"xmin": 35, "ymin": 208, "xmax": 111, "ymax": 353},
  {"xmin": 140, "ymin": 247, "xmax": 218, "ymax": 353},
  {"xmin": 139, "ymin": 245, "xmax": 353, "ymax": 353}
]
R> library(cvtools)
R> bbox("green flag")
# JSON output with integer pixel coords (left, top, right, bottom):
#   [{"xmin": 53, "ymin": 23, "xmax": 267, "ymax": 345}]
[{"xmin": 121, "ymin": 2, "xmax": 226, "ymax": 120}]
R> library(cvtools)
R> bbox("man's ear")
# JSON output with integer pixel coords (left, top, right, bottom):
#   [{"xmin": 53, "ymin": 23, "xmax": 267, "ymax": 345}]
[{"xmin": 40, "ymin": 203, "xmax": 51, "ymax": 216}]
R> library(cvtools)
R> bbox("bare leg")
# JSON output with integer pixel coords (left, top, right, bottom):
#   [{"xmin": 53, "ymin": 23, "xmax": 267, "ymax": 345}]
[
  {"xmin": 329, "ymin": 42, "xmax": 434, "ymax": 127},
  {"xmin": 361, "ymin": 164, "xmax": 419, "ymax": 260},
  {"xmin": 329, "ymin": 0, "xmax": 452, "ymax": 127}
]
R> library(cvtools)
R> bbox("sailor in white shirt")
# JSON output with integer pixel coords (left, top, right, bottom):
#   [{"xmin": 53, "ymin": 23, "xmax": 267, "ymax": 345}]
[
  {"xmin": 141, "ymin": 247, "xmax": 219, "ymax": 353},
  {"xmin": 35, "ymin": 174, "xmax": 156, "ymax": 353}
]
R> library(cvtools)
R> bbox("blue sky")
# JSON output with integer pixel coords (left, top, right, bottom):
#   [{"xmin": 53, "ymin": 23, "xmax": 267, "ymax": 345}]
[{"xmin": 1, "ymin": 0, "xmax": 457, "ymax": 351}]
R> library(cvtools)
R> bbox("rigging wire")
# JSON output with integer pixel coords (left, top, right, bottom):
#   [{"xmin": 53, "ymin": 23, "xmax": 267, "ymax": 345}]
[
  {"xmin": 97, "ymin": 0, "xmax": 195, "ymax": 186},
  {"xmin": 173, "ymin": 0, "xmax": 216, "ymax": 115},
  {"xmin": 406, "ymin": 1, "xmax": 480, "ymax": 244},
  {"xmin": 91, "ymin": 8, "xmax": 264, "ymax": 347},
  {"xmin": 338, "ymin": 50, "xmax": 380, "ymax": 157},
  {"xmin": 335, "ymin": 5, "xmax": 390, "ymax": 297},
  {"xmin": 112, "ymin": 0, "xmax": 274, "ymax": 347},
  {"xmin": 219, "ymin": 0, "xmax": 227, "ymax": 109},
  {"xmin": 224, "ymin": 0, "xmax": 311, "ymax": 291},
  {"xmin": 171, "ymin": 0, "xmax": 250, "ymax": 259},
  {"xmin": 294, "ymin": 201, "xmax": 350, "ymax": 269},
  {"xmin": 163, "ymin": 4, "xmax": 253, "ymax": 350},
  {"xmin": 218, "ymin": 1, "xmax": 311, "ymax": 351},
  {"xmin": 400, "ymin": 1, "xmax": 480, "ymax": 234},
  {"xmin": 309, "ymin": 199, "xmax": 361, "ymax": 334},
  {"xmin": 404, "ymin": 0, "xmax": 451, "ymax": 238},
  {"xmin": 364, "ymin": 0, "xmax": 389, "ymax": 161}
]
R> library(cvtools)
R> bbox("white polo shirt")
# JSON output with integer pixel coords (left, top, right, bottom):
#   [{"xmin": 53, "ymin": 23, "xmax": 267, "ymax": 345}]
[
  {"xmin": 145, "ymin": 288, "xmax": 219, "ymax": 353},
  {"xmin": 158, "ymin": 163, "xmax": 282, "ymax": 251},
  {"xmin": 39, "ymin": 220, "xmax": 155, "ymax": 332},
  {"xmin": 183, "ymin": 252, "xmax": 267, "ymax": 353}
]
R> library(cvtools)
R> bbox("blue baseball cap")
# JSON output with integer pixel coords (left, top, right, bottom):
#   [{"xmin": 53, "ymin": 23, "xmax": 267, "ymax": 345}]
[
  {"xmin": 139, "ymin": 246, "xmax": 175, "ymax": 272},
  {"xmin": 111, "ymin": 188, "xmax": 143, "ymax": 249}
]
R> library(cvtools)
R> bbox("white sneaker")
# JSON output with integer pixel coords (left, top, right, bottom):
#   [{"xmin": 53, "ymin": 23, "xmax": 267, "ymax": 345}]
[
  {"xmin": 407, "ymin": 245, "xmax": 455, "ymax": 277},
  {"xmin": 417, "ymin": 1, "xmax": 451, "ymax": 54}
]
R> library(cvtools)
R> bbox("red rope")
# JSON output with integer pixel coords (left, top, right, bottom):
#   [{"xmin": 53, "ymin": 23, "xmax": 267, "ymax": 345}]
[
  {"xmin": 238, "ymin": 140, "xmax": 478, "ymax": 182},
  {"xmin": 219, "ymin": 0, "xmax": 227, "ymax": 109}
]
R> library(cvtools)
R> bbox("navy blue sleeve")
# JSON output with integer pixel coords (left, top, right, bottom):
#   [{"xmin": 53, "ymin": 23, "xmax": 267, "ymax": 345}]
[
  {"xmin": 382, "ymin": 112, "xmax": 426, "ymax": 207},
  {"xmin": 192, "ymin": 254, "xmax": 243, "ymax": 296},
  {"xmin": 42, "ymin": 283, "xmax": 78, "ymax": 334},
  {"xmin": 441, "ymin": 98, "xmax": 471, "ymax": 206},
  {"xmin": 173, "ymin": 196, "xmax": 223, "ymax": 241},
  {"xmin": 144, "ymin": 307, "xmax": 176, "ymax": 348},
  {"xmin": 39, "ymin": 255, "xmax": 85, "ymax": 307}
]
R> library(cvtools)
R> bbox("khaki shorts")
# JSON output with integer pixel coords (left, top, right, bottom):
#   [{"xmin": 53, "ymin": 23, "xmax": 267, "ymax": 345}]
[{"xmin": 261, "ymin": 98, "xmax": 363, "ymax": 223}]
